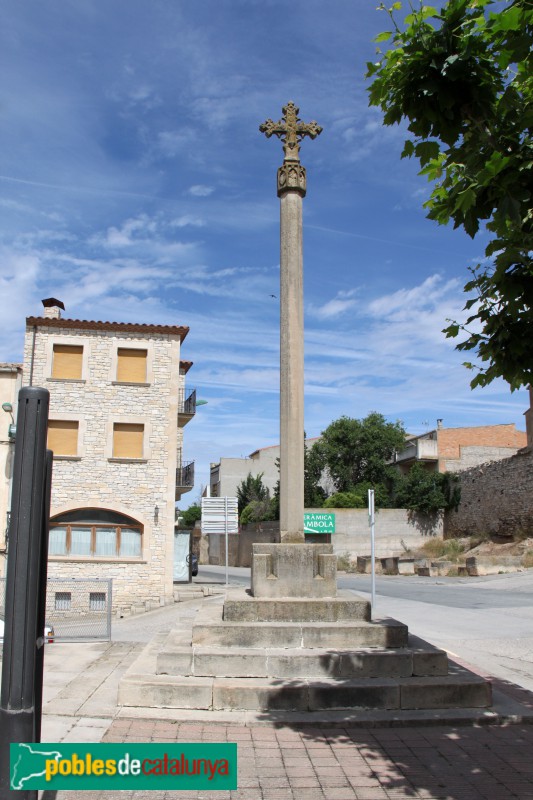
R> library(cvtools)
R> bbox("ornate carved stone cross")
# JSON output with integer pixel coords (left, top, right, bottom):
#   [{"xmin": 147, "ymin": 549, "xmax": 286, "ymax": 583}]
[{"xmin": 260, "ymin": 101, "xmax": 322, "ymax": 163}]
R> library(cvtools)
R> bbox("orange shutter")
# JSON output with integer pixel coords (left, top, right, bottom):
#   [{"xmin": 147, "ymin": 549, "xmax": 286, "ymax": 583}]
[
  {"xmin": 48, "ymin": 420, "xmax": 79, "ymax": 456},
  {"xmin": 117, "ymin": 349, "xmax": 147, "ymax": 383},
  {"xmin": 52, "ymin": 345, "xmax": 83, "ymax": 379},
  {"xmin": 113, "ymin": 423, "xmax": 144, "ymax": 458}
]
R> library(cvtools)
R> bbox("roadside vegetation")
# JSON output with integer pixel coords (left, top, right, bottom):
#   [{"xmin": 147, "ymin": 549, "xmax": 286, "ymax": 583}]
[{"xmin": 235, "ymin": 413, "xmax": 461, "ymax": 524}]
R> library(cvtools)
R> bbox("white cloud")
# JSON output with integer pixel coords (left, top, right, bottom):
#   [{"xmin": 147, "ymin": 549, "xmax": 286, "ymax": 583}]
[
  {"xmin": 310, "ymin": 291, "xmax": 358, "ymax": 320},
  {"xmin": 188, "ymin": 185, "xmax": 214, "ymax": 197},
  {"xmin": 171, "ymin": 215, "xmax": 206, "ymax": 228}
]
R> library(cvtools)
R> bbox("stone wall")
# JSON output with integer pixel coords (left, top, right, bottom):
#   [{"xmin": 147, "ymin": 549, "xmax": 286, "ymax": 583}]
[
  {"xmin": 444, "ymin": 448, "xmax": 533, "ymax": 539},
  {"xmin": 444, "ymin": 445, "xmax": 523, "ymax": 473}
]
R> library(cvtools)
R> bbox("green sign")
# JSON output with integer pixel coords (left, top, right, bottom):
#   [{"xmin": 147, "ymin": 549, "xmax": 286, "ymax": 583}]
[
  {"xmin": 11, "ymin": 743, "xmax": 237, "ymax": 791},
  {"xmin": 304, "ymin": 512, "xmax": 335, "ymax": 533}
]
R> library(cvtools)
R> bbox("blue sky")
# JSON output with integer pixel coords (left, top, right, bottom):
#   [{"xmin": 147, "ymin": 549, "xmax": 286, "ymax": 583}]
[{"xmin": 0, "ymin": 1, "xmax": 528, "ymax": 502}]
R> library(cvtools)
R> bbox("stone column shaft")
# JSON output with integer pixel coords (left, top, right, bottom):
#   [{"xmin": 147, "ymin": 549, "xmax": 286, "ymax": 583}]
[{"xmin": 279, "ymin": 189, "xmax": 305, "ymax": 542}]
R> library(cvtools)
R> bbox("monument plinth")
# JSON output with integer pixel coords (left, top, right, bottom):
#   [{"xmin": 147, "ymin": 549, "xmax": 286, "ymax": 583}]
[{"xmin": 251, "ymin": 542, "xmax": 336, "ymax": 598}]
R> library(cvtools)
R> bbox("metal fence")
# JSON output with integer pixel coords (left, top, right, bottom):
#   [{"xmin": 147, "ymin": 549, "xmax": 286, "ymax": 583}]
[{"xmin": 1, "ymin": 577, "xmax": 112, "ymax": 642}]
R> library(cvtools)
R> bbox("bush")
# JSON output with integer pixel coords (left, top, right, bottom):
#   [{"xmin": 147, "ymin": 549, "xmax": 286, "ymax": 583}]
[
  {"xmin": 323, "ymin": 491, "xmax": 366, "ymax": 509},
  {"xmin": 178, "ymin": 504, "xmax": 201, "ymax": 527},
  {"xmin": 420, "ymin": 538, "xmax": 466, "ymax": 563},
  {"xmin": 240, "ymin": 498, "xmax": 276, "ymax": 525}
]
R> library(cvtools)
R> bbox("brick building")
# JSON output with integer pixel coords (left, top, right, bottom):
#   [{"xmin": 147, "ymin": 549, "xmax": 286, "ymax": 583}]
[
  {"xmin": 393, "ymin": 420, "xmax": 527, "ymax": 474},
  {"xmin": 21, "ymin": 299, "xmax": 196, "ymax": 612}
]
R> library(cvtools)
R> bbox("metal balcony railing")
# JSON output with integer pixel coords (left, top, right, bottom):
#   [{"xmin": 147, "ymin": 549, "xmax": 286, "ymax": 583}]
[
  {"xmin": 178, "ymin": 388, "xmax": 196, "ymax": 416},
  {"xmin": 176, "ymin": 461, "xmax": 195, "ymax": 489}
]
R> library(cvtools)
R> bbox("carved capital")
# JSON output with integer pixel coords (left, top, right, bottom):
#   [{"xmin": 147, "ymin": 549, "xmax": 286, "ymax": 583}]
[{"xmin": 277, "ymin": 162, "xmax": 306, "ymax": 197}]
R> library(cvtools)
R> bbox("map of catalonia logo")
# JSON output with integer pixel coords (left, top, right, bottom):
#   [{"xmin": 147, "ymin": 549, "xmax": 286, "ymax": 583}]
[{"xmin": 11, "ymin": 742, "xmax": 237, "ymax": 790}]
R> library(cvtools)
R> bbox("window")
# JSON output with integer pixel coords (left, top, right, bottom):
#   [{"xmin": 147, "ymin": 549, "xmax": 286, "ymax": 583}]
[
  {"xmin": 89, "ymin": 592, "xmax": 107, "ymax": 611},
  {"xmin": 55, "ymin": 592, "xmax": 71, "ymax": 611},
  {"xmin": 52, "ymin": 344, "xmax": 83, "ymax": 380},
  {"xmin": 49, "ymin": 509, "xmax": 143, "ymax": 559},
  {"xmin": 116, "ymin": 348, "xmax": 147, "ymax": 383},
  {"xmin": 48, "ymin": 420, "xmax": 79, "ymax": 456},
  {"xmin": 113, "ymin": 423, "xmax": 144, "ymax": 459}
]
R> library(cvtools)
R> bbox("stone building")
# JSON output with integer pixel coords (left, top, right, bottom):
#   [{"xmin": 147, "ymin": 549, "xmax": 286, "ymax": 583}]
[
  {"xmin": 22, "ymin": 299, "xmax": 196, "ymax": 612},
  {"xmin": 0, "ymin": 363, "xmax": 23, "ymax": 578}
]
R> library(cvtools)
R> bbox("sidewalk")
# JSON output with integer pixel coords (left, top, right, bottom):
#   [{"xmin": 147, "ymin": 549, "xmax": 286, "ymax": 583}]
[
  {"xmin": 44, "ymin": 717, "xmax": 533, "ymax": 800},
  {"xmin": 35, "ymin": 592, "xmax": 533, "ymax": 799}
]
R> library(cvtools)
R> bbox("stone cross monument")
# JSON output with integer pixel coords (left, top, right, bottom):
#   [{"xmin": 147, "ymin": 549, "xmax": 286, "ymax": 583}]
[{"xmin": 260, "ymin": 102, "xmax": 322, "ymax": 543}]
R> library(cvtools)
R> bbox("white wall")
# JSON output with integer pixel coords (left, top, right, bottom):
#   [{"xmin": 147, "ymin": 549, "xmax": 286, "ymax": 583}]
[{"xmin": 307, "ymin": 508, "xmax": 443, "ymax": 558}]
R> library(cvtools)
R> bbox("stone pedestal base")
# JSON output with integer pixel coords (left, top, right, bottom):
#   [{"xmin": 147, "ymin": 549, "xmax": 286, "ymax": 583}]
[{"xmin": 251, "ymin": 543, "xmax": 336, "ymax": 598}]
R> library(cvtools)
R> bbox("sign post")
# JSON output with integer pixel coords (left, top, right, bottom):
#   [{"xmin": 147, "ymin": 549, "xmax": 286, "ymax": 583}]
[
  {"xmin": 368, "ymin": 490, "xmax": 375, "ymax": 617},
  {"xmin": 201, "ymin": 497, "xmax": 239, "ymax": 586}
]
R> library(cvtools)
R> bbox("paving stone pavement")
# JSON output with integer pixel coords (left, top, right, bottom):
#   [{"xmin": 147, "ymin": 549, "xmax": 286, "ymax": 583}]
[{"xmin": 41, "ymin": 719, "xmax": 533, "ymax": 800}]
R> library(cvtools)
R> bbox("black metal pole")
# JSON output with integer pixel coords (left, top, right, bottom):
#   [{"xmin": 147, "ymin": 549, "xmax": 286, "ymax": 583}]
[
  {"xmin": 0, "ymin": 387, "xmax": 50, "ymax": 800},
  {"xmin": 34, "ymin": 449, "xmax": 53, "ymax": 744}
]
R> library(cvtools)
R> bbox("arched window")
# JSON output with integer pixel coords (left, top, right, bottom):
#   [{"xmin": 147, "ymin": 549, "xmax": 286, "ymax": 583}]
[{"xmin": 49, "ymin": 508, "xmax": 142, "ymax": 559}]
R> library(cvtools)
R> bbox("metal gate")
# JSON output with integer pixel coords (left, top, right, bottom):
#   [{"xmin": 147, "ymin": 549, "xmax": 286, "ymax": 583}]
[{"xmin": 1, "ymin": 577, "xmax": 112, "ymax": 642}]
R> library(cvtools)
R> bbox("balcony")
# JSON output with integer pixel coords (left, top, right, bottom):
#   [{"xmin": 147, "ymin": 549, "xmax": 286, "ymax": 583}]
[
  {"xmin": 393, "ymin": 437, "xmax": 438, "ymax": 472},
  {"xmin": 176, "ymin": 461, "xmax": 195, "ymax": 499},
  {"xmin": 178, "ymin": 388, "xmax": 196, "ymax": 427}
]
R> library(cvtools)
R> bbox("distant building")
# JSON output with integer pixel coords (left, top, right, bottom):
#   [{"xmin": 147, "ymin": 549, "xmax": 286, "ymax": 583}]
[
  {"xmin": 0, "ymin": 363, "xmax": 23, "ymax": 578},
  {"xmin": 209, "ymin": 438, "xmax": 321, "ymax": 500},
  {"xmin": 392, "ymin": 420, "xmax": 527, "ymax": 474},
  {"xmin": 17, "ymin": 299, "xmax": 196, "ymax": 611}
]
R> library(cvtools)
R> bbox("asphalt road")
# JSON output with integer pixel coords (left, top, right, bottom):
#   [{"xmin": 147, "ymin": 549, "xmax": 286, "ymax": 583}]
[{"xmin": 196, "ymin": 564, "xmax": 533, "ymax": 692}]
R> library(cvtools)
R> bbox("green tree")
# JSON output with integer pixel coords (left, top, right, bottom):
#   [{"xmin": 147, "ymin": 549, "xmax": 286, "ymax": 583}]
[
  {"xmin": 317, "ymin": 412, "xmax": 406, "ymax": 493},
  {"xmin": 304, "ymin": 440, "xmax": 327, "ymax": 507},
  {"xmin": 395, "ymin": 463, "xmax": 461, "ymax": 513},
  {"xmin": 178, "ymin": 503, "xmax": 201, "ymax": 527},
  {"xmin": 367, "ymin": 0, "xmax": 533, "ymax": 390},
  {"xmin": 236, "ymin": 472, "xmax": 270, "ymax": 515}
]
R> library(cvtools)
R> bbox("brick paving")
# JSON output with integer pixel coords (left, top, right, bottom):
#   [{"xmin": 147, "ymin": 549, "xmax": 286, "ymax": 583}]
[{"xmin": 75, "ymin": 718, "xmax": 533, "ymax": 800}]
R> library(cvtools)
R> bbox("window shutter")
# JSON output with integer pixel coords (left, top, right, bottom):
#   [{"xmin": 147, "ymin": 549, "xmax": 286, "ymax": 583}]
[
  {"xmin": 113, "ymin": 423, "xmax": 144, "ymax": 458},
  {"xmin": 48, "ymin": 420, "xmax": 79, "ymax": 456},
  {"xmin": 117, "ymin": 349, "xmax": 147, "ymax": 383},
  {"xmin": 52, "ymin": 345, "xmax": 83, "ymax": 379}
]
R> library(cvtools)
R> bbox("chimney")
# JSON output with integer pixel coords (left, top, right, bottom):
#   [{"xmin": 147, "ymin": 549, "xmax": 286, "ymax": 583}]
[
  {"xmin": 437, "ymin": 419, "xmax": 443, "ymax": 429},
  {"xmin": 41, "ymin": 297, "xmax": 65, "ymax": 319}
]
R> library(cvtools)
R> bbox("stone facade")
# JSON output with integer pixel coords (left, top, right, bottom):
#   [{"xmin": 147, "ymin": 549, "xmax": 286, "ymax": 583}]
[
  {"xmin": 444, "ymin": 448, "xmax": 533, "ymax": 539},
  {"xmin": 0, "ymin": 363, "xmax": 23, "ymax": 578},
  {"xmin": 22, "ymin": 308, "xmax": 193, "ymax": 612}
]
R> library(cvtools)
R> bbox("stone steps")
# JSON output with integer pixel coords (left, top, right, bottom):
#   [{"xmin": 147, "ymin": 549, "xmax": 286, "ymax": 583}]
[
  {"xmin": 222, "ymin": 590, "xmax": 370, "ymax": 622},
  {"xmin": 117, "ymin": 577, "xmax": 493, "ymax": 717},
  {"xmin": 193, "ymin": 617, "xmax": 408, "ymax": 649},
  {"xmin": 157, "ymin": 641, "xmax": 448, "ymax": 679},
  {"xmin": 192, "ymin": 602, "xmax": 408, "ymax": 649},
  {"xmin": 119, "ymin": 665, "xmax": 491, "ymax": 712}
]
